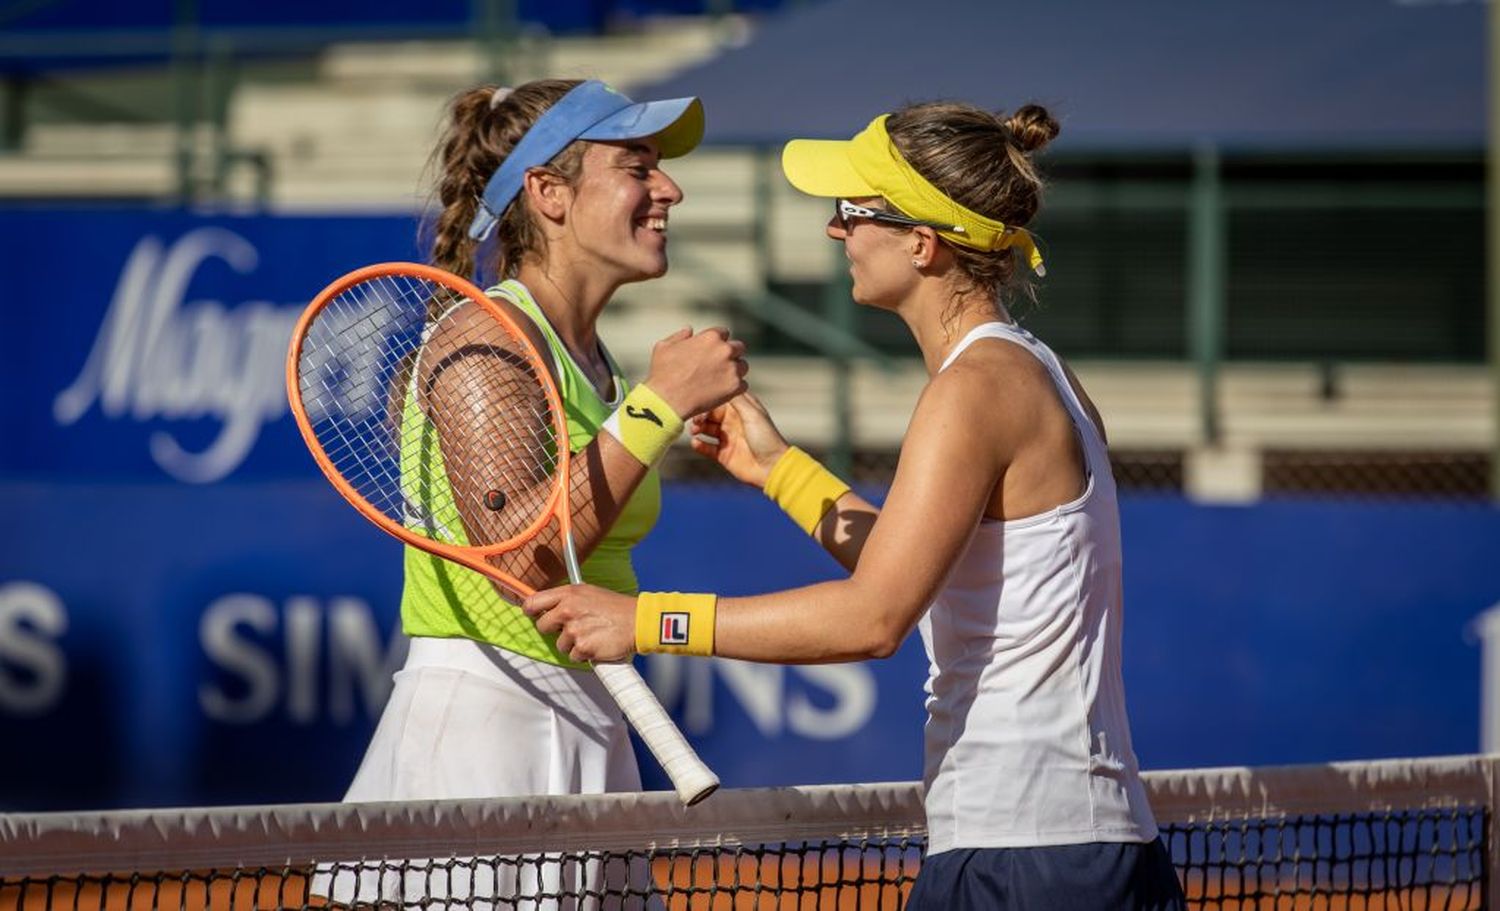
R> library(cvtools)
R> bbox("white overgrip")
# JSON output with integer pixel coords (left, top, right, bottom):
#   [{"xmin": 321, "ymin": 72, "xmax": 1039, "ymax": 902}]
[{"xmin": 593, "ymin": 662, "xmax": 719, "ymax": 806}]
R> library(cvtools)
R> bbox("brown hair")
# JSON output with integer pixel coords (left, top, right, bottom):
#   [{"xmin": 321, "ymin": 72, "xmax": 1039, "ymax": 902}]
[
  {"xmin": 427, "ymin": 79, "xmax": 588, "ymax": 282},
  {"xmin": 885, "ymin": 101, "xmax": 1059, "ymax": 310}
]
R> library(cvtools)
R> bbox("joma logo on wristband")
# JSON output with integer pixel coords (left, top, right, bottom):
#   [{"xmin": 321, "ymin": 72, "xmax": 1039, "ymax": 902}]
[{"xmin": 625, "ymin": 404, "xmax": 663, "ymax": 427}]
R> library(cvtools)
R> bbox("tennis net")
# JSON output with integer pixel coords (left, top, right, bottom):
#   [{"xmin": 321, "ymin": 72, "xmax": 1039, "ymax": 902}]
[{"xmin": 0, "ymin": 754, "xmax": 1491, "ymax": 910}]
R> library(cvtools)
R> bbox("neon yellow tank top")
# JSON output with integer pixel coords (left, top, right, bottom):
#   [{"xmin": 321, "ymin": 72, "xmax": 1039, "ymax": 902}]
[{"xmin": 398, "ymin": 279, "xmax": 663, "ymax": 668}]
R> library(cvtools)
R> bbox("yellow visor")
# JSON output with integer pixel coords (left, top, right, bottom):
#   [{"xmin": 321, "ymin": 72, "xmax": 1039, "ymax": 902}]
[{"xmin": 781, "ymin": 114, "xmax": 1045, "ymax": 276}]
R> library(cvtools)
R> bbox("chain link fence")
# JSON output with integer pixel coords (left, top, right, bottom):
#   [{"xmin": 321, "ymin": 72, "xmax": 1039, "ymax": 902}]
[
  {"xmin": 662, "ymin": 446, "xmax": 1493, "ymax": 502},
  {"xmin": 1261, "ymin": 451, "xmax": 1491, "ymax": 501}
]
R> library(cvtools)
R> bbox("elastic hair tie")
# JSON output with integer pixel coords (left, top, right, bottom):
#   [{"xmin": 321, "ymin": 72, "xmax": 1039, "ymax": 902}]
[{"xmin": 489, "ymin": 86, "xmax": 514, "ymax": 110}]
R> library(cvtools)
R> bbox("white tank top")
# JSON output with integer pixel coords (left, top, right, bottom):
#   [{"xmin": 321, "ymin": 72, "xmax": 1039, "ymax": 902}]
[{"xmin": 918, "ymin": 322, "xmax": 1158, "ymax": 854}]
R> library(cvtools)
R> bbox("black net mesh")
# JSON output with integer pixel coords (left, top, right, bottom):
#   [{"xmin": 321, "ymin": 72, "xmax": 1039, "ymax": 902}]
[{"xmin": 1161, "ymin": 807, "xmax": 1485, "ymax": 909}]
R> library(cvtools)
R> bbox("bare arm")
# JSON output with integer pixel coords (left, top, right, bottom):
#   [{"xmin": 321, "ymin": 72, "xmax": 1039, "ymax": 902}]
[
  {"xmin": 714, "ymin": 367, "xmax": 1003, "ymax": 662},
  {"xmin": 424, "ymin": 301, "xmax": 746, "ymax": 593},
  {"xmin": 529, "ymin": 364, "xmax": 1009, "ymax": 661},
  {"xmin": 691, "ymin": 392, "xmax": 879, "ymax": 573}
]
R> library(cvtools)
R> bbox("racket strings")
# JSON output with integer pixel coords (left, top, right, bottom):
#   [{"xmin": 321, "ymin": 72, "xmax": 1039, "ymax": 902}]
[
  {"xmin": 298, "ymin": 272, "xmax": 565, "ymax": 555},
  {"xmin": 388, "ymin": 272, "xmax": 562, "ymax": 502}
]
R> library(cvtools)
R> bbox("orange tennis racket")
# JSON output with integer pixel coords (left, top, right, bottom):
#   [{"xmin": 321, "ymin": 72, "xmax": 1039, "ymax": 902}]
[{"xmin": 286, "ymin": 262, "xmax": 718, "ymax": 805}]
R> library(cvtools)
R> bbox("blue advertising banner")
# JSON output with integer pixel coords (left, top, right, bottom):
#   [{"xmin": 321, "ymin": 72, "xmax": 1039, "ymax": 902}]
[
  {"xmin": 1, "ymin": 208, "xmax": 423, "ymax": 484},
  {"xmin": 2, "ymin": 479, "xmax": 1496, "ymax": 811},
  {"xmin": 0, "ymin": 481, "xmax": 405, "ymax": 810},
  {"xmin": 1, "ymin": 208, "xmax": 1497, "ymax": 813}
]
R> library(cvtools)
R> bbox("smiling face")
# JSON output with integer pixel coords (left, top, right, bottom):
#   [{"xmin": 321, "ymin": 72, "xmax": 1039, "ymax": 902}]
[
  {"xmin": 555, "ymin": 137, "xmax": 683, "ymax": 285},
  {"xmin": 826, "ymin": 196, "xmax": 922, "ymax": 311}
]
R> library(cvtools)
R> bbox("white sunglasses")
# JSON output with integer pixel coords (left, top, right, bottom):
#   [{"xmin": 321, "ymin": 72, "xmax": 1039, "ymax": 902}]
[{"xmin": 834, "ymin": 198, "xmax": 966, "ymax": 235}]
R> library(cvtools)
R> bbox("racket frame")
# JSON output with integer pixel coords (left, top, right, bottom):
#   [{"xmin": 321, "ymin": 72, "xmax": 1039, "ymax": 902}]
[{"xmin": 287, "ymin": 262, "xmax": 568, "ymax": 572}]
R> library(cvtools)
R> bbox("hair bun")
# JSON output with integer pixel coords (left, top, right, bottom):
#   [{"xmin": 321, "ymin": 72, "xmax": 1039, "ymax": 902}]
[{"xmin": 1003, "ymin": 104, "xmax": 1060, "ymax": 154}]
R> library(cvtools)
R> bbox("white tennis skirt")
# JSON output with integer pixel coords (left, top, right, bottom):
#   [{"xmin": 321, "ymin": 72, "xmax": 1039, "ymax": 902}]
[
  {"xmin": 319, "ymin": 636, "xmax": 649, "ymax": 910},
  {"xmin": 344, "ymin": 635, "xmax": 641, "ymax": 801}
]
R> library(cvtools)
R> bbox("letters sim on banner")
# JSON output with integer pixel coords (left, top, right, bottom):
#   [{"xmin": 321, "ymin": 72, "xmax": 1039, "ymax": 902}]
[
  {"xmin": 52, "ymin": 228, "xmax": 305, "ymax": 484},
  {"xmin": 2, "ymin": 575, "xmax": 878, "ymax": 742}
]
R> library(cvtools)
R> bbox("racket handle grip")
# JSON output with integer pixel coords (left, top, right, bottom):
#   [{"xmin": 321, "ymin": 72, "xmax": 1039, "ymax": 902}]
[{"xmin": 593, "ymin": 662, "xmax": 719, "ymax": 806}]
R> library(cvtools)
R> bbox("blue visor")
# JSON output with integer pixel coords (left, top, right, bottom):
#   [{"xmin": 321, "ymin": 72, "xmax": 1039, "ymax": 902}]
[{"xmin": 467, "ymin": 80, "xmax": 705, "ymax": 242}]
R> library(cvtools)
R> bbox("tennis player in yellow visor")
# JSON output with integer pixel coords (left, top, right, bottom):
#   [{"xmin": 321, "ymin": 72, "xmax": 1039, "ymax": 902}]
[{"xmin": 527, "ymin": 99, "xmax": 1185, "ymax": 911}]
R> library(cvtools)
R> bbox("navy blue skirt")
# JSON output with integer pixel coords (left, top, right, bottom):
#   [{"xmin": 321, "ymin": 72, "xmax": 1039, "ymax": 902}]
[{"xmin": 906, "ymin": 840, "xmax": 1185, "ymax": 911}]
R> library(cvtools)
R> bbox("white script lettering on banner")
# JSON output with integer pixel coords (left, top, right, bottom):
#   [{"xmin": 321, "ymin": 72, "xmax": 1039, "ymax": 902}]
[
  {"xmin": 52, "ymin": 229, "xmax": 302, "ymax": 483},
  {"xmin": 0, "ymin": 581, "xmax": 68, "ymax": 716},
  {"xmin": 643, "ymin": 654, "xmax": 876, "ymax": 740},
  {"xmin": 198, "ymin": 593, "xmax": 407, "ymax": 725}
]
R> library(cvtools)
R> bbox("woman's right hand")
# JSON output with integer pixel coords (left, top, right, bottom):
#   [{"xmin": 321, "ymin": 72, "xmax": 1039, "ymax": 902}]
[
  {"xmin": 689, "ymin": 391, "xmax": 788, "ymax": 489},
  {"xmin": 643, "ymin": 327, "xmax": 749, "ymax": 419}
]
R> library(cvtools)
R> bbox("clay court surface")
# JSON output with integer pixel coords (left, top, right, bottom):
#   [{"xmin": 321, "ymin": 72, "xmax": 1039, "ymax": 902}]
[{"xmin": 1, "ymin": 855, "xmax": 1479, "ymax": 911}]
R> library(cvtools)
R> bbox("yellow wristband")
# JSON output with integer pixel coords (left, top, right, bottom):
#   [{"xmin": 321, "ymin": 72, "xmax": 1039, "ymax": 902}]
[
  {"xmin": 763, "ymin": 446, "xmax": 851, "ymax": 535},
  {"xmin": 600, "ymin": 383, "xmax": 684, "ymax": 467},
  {"xmin": 635, "ymin": 592, "xmax": 717, "ymax": 656}
]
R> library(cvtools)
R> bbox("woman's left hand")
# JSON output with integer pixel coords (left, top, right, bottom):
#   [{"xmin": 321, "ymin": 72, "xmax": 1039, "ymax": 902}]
[
  {"xmin": 523, "ymin": 585, "xmax": 638, "ymax": 663},
  {"xmin": 689, "ymin": 391, "xmax": 789, "ymax": 489}
]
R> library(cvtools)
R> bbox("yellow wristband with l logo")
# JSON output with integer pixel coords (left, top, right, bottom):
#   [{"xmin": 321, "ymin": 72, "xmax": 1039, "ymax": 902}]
[
  {"xmin": 601, "ymin": 383, "xmax": 684, "ymax": 467},
  {"xmin": 635, "ymin": 591, "xmax": 717, "ymax": 656}
]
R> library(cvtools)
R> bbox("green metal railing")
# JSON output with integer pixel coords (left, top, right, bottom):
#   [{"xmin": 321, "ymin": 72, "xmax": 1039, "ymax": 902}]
[
  {"xmin": 1188, "ymin": 145, "xmax": 1225, "ymax": 447},
  {"xmin": 1043, "ymin": 165, "xmax": 1484, "ymax": 451}
]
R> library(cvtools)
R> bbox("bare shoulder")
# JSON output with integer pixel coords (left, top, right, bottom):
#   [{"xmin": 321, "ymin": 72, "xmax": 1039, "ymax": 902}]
[
  {"xmin": 912, "ymin": 349, "xmax": 1007, "ymax": 430},
  {"xmin": 417, "ymin": 294, "xmax": 555, "ymax": 413},
  {"xmin": 928, "ymin": 338, "xmax": 1056, "ymax": 429},
  {"xmin": 486, "ymin": 291, "xmax": 551, "ymax": 355},
  {"xmin": 890, "ymin": 354, "xmax": 1006, "ymax": 505},
  {"xmin": 425, "ymin": 292, "xmax": 550, "ymax": 366},
  {"xmin": 903, "ymin": 340, "xmax": 1046, "ymax": 475},
  {"xmin": 945, "ymin": 337, "xmax": 1108, "ymax": 444}
]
